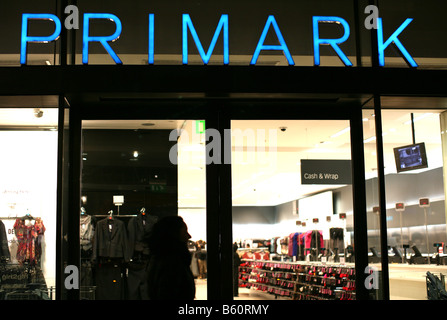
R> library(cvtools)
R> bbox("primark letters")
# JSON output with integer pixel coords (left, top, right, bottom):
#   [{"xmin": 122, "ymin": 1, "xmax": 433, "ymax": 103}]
[{"xmin": 19, "ymin": 10, "xmax": 418, "ymax": 67}]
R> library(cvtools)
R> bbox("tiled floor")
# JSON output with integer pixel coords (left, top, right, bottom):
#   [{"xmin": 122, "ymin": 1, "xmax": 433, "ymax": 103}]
[{"xmin": 194, "ymin": 278, "xmax": 284, "ymax": 300}]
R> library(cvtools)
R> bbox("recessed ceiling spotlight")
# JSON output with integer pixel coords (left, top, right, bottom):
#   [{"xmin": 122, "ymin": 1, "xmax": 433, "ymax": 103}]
[
  {"xmin": 34, "ymin": 108, "xmax": 43, "ymax": 118},
  {"xmin": 142, "ymin": 122, "xmax": 155, "ymax": 126}
]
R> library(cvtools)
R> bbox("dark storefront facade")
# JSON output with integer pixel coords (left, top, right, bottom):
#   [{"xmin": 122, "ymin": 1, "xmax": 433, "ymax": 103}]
[{"xmin": 1, "ymin": 0, "xmax": 447, "ymax": 303}]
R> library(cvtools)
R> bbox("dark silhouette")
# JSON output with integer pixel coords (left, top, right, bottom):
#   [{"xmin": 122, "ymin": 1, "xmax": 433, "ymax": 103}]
[
  {"xmin": 196, "ymin": 242, "xmax": 207, "ymax": 279},
  {"xmin": 146, "ymin": 216, "xmax": 195, "ymax": 300},
  {"xmin": 233, "ymin": 242, "xmax": 241, "ymax": 297}
]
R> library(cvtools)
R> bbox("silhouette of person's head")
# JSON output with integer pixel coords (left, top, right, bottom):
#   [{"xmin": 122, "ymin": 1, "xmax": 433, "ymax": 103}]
[{"xmin": 148, "ymin": 215, "xmax": 191, "ymax": 255}]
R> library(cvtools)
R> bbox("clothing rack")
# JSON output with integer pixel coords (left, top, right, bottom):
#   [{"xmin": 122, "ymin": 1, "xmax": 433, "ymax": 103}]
[
  {"xmin": 89, "ymin": 207, "xmax": 147, "ymax": 218},
  {"xmin": 0, "ymin": 216, "xmax": 41, "ymax": 220},
  {"xmin": 92, "ymin": 215, "xmax": 137, "ymax": 218}
]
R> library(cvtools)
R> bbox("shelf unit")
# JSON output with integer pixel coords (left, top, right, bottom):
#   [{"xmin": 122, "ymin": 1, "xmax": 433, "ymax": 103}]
[{"xmin": 238, "ymin": 259, "xmax": 356, "ymax": 300}]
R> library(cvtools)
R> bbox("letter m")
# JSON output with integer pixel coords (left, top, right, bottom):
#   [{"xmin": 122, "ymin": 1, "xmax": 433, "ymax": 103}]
[{"xmin": 182, "ymin": 14, "xmax": 229, "ymax": 65}]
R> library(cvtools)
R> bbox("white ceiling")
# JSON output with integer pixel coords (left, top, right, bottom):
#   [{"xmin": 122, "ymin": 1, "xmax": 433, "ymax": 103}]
[
  {"xmin": 0, "ymin": 108, "xmax": 444, "ymax": 208},
  {"xmin": 178, "ymin": 111, "xmax": 445, "ymax": 207}
]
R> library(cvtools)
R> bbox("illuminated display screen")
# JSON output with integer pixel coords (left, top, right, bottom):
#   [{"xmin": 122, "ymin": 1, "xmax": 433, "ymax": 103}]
[{"xmin": 393, "ymin": 142, "xmax": 428, "ymax": 173}]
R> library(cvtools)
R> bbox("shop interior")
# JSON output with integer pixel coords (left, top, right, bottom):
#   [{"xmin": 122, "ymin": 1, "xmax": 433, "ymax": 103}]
[{"xmin": 1, "ymin": 101, "xmax": 447, "ymax": 300}]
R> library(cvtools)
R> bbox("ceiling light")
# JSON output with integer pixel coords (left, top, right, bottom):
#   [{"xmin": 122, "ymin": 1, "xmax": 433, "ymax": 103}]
[
  {"xmin": 404, "ymin": 113, "xmax": 433, "ymax": 125},
  {"xmin": 330, "ymin": 127, "xmax": 350, "ymax": 138},
  {"xmin": 316, "ymin": 141, "xmax": 332, "ymax": 147},
  {"xmin": 133, "ymin": 151, "xmax": 139, "ymax": 158},
  {"xmin": 188, "ymin": 166, "xmax": 203, "ymax": 170},
  {"xmin": 34, "ymin": 108, "xmax": 44, "ymax": 118}
]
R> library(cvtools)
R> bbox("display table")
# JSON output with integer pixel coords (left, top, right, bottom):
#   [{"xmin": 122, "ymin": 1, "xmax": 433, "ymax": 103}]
[
  {"xmin": 238, "ymin": 259, "xmax": 356, "ymax": 300},
  {"xmin": 386, "ymin": 263, "xmax": 447, "ymax": 300}
]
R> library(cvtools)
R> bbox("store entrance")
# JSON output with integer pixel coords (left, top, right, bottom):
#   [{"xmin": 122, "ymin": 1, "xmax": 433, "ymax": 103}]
[
  {"xmin": 63, "ymin": 99, "xmax": 368, "ymax": 300},
  {"xmin": 227, "ymin": 102, "xmax": 368, "ymax": 300},
  {"xmin": 79, "ymin": 118, "xmax": 208, "ymax": 300}
]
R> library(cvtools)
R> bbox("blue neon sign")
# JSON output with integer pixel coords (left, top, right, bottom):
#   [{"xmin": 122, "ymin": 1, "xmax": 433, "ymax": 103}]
[
  {"xmin": 313, "ymin": 16, "xmax": 352, "ymax": 67},
  {"xmin": 377, "ymin": 18, "xmax": 418, "ymax": 67},
  {"xmin": 21, "ymin": 13, "xmax": 62, "ymax": 65},
  {"xmin": 82, "ymin": 13, "xmax": 122, "ymax": 64},
  {"xmin": 251, "ymin": 15, "xmax": 294, "ymax": 66},
  {"xmin": 19, "ymin": 12, "xmax": 419, "ymax": 68},
  {"xmin": 182, "ymin": 14, "xmax": 229, "ymax": 65},
  {"xmin": 148, "ymin": 13, "xmax": 155, "ymax": 65}
]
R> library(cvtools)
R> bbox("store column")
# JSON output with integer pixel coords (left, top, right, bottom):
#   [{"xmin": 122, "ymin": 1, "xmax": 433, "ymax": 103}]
[
  {"xmin": 439, "ymin": 111, "xmax": 447, "ymax": 238},
  {"xmin": 205, "ymin": 104, "xmax": 234, "ymax": 300}
]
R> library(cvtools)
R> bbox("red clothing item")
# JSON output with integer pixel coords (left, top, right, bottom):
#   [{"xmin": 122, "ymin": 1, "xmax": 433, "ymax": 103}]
[
  {"xmin": 303, "ymin": 230, "xmax": 323, "ymax": 249},
  {"xmin": 254, "ymin": 251, "xmax": 270, "ymax": 260},
  {"xmin": 14, "ymin": 218, "xmax": 45, "ymax": 265}
]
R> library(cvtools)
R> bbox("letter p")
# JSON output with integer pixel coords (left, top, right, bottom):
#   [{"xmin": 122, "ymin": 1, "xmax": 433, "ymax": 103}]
[{"xmin": 21, "ymin": 13, "xmax": 62, "ymax": 65}]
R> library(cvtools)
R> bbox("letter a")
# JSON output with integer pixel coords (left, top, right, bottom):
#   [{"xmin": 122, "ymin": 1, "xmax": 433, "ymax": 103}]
[
  {"xmin": 65, "ymin": 5, "xmax": 79, "ymax": 30},
  {"xmin": 251, "ymin": 15, "xmax": 294, "ymax": 66},
  {"xmin": 206, "ymin": 129, "xmax": 222, "ymax": 164},
  {"xmin": 64, "ymin": 265, "xmax": 79, "ymax": 290},
  {"xmin": 364, "ymin": 266, "xmax": 379, "ymax": 290},
  {"xmin": 364, "ymin": 5, "xmax": 379, "ymax": 30}
]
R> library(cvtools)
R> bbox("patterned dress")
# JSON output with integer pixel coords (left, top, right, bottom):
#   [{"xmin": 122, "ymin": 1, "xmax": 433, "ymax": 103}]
[{"xmin": 13, "ymin": 218, "xmax": 45, "ymax": 266}]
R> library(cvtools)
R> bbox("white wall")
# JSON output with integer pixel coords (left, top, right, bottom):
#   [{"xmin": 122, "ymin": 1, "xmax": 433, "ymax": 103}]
[
  {"xmin": 179, "ymin": 208, "xmax": 207, "ymax": 242},
  {"xmin": 0, "ymin": 131, "xmax": 58, "ymax": 288}
]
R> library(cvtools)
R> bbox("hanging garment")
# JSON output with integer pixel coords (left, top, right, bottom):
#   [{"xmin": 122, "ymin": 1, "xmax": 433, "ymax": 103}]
[
  {"xmin": 303, "ymin": 230, "xmax": 323, "ymax": 249},
  {"xmin": 270, "ymin": 237, "xmax": 278, "ymax": 253},
  {"xmin": 93, "ymin": 218, "xmax": 130, "ymax": 300},
  {"xmin": 280, "ymin": 237, "xmax": 288, "ymax": 255},
  {"xmin": 0, "ymin": 220, "xmax": 10, "ymax": 262},
  {"xmin": 288, "ymin": 233, "xmax": 294, "ymax": 256},
  {"xmin": 81, "ymin": 260, "xmax": 94, "ymax": 287},
  {"xmin": 329, "ymin": 227, "xmax": 344, "ymax": 251},
  {"xmin": 13, "ymin": 218, "xmax": 45, "ymax": 266},
  {"xmin": 276, "ymin": 238, "xmax": 282, "ymax": 254},
  {"xmin": 127, "ymin": 212, "xmax": 158, "ymax": 258},
  {"xmin": 329, "ymin": 227, "xmax": 344, "ymax": 240},
  {"xmin": 80, "ymin": 214, "xmax": 95, "ymax": 252},
  {"xmin": 292, "ymin": 232, "xmax": 304, "ymax": 257},
  {"xmin": 96, "ymin": 260, "xmax": 125, "ymax": 300},
  {"xmin": 127, "ymin": 260, "xmax": 150, "ymax": 300},
  {"xmin": 92, "ymin": 218, "xmax": 130, "ymax": 262}
]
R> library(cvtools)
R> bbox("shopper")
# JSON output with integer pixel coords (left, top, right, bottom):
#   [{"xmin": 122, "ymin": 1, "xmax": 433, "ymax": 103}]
[
  {"xmin": 146, "ymin": 215, "xmax": 196, "ymax": 300},
  {"xmin": 233, "ymin": 242, "xmax": 241, "ymax": 297},
  {"xmin": 196, "ymin": 243, "xmax": 207, "ymax": 279}
]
